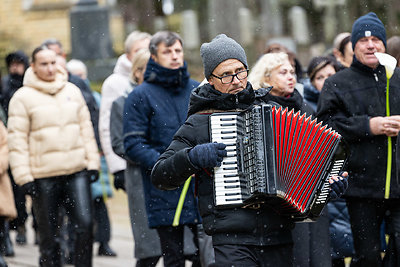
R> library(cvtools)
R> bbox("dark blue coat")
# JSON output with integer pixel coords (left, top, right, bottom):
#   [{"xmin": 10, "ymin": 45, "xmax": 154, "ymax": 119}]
[
  {"xmin": 123, "ymin": 58, "xmax": 201, "ymax": 228},
  {"xmin": 328, "ymin": 199, "xmax": 355, "ymax": 259}
]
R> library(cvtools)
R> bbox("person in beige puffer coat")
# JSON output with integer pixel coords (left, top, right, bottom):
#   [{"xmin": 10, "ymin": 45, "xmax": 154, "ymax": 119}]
[{"xmin": 7, "ymin": 46, "xmax": 99, "ymax": 267}]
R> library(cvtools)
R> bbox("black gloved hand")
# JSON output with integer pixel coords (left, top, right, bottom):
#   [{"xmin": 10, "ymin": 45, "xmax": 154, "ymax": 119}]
[
  {"xmin": 21, "ymin": 181, "xmax": 38, "ymax": 198},
  {"xmin": 113, "ymin": 170, "xmax": 126, "ymax": 191},
  {"xmin": 188, "ymin": 143, "xmax": 227, "ymax": 168},
  {"xmin": 87, "ymin": 170, "xmax": 99, "ymax": 183},
  {"xmin": 329, "ymin": 172, "xmax": 349, "ymax": 200}
]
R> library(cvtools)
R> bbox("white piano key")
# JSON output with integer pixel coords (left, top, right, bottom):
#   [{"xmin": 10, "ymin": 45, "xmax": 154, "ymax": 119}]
[
  {"xmin": 215, "ymin": 198, "xmax": 244, "ymax": 206},
  {"xmin": 215, "ymin": 189, "xmax": 243, "ymax": 196}
]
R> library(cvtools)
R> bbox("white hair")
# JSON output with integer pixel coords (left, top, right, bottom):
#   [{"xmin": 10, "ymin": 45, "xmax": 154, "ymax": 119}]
[
  {"xmin": 124, "ymin": 31, "xmax": 151, "ymax": 54},
  {"xmin": 248, "ymin": 52, "xmax": 289, "ymax": 90},
  {"xmin": 66, "ymin": 59, "xmax": 87, "ymax": 78}
]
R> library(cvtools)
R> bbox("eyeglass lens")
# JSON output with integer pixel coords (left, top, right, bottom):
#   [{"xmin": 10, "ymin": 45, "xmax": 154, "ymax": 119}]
[{"xmin": 221, "ymin": 70, "xmax": 248, "ymax": 84}]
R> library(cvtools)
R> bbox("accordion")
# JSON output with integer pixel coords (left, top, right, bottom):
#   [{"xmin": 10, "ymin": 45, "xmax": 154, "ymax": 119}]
[{"xmin": 210, "ymin": 104, "xmax": 345, "ymax": 220}]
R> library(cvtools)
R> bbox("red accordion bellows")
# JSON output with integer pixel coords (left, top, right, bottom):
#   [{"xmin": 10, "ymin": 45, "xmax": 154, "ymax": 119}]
[
  {"xmin": 210, "ymin": 104, "xmax": 345, "ymax": 220},
  {"xmin": 272, "ymin": 106, "xmax": 341, "ymax": 214}
]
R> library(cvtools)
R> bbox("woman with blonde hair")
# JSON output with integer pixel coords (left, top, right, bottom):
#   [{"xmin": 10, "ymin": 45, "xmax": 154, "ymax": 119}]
[
  {"xmin": 249, "ymin": 52, "xmax": 313, "ymax": 114},
  {"xmin": 130, "ymin": 48, "xmax": 151, "ymax": 84},
  {"xmin": 249, "ymin": 52, "xmax": 330, "ymax": 267}
]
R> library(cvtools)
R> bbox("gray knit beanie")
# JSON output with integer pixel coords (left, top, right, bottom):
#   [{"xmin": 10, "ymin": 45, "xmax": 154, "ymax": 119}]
[{"xmin": 200, "ymin": 34, "xmax": 248, "ymax": 79}]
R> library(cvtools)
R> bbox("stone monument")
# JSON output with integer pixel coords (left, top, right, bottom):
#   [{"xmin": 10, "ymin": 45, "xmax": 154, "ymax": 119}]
[{"xmin": 70, "ymin": 0, "xmax": 115, "ymax": 81}]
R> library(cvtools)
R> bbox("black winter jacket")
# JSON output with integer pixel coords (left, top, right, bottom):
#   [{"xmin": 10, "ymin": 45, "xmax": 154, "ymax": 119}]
[
  {"xmin": 68, "ymin": 73, "xmax": 101, "ymax": 149},
  {"xmin": 317, "ymin": 58, "xmax": 400, "ymax": 198},
  {"xmin": 151, "ymin": 82, "xmax": 294, "ymax": 246},
  {"xmin": 255, "ymin": 88, "xmax": 314, "ymax": 116}
]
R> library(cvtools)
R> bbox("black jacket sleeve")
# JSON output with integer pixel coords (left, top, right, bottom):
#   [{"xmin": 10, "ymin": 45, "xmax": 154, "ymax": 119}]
[
  {"xmin": 151, "ymin": 115, "xmax": 206, "ymax": 190},
  {"xmin": 316, "ymin": 78, "xmax": 371, "ymax": 142}
]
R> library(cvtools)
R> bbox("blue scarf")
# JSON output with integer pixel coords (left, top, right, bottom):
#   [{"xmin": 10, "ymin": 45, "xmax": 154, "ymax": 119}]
[{"xmin": 144, "ymin": 57, "xmax": 190, "ymax": 93}]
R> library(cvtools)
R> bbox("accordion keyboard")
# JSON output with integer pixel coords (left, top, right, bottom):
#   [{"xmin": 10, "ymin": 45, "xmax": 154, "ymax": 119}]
[
  {"xmin": 315, "ymin": 159, "xmax": 346, "ymax": 205},
  {"xmin": 210, "ymin": 114, "xmax": 248, "ymax": 206}
]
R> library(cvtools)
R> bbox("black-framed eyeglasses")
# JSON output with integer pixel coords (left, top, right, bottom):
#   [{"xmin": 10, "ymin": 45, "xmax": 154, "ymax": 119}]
[{"xmin": 211, "ymin": 69, "xmax": 249, "ymax": 84}]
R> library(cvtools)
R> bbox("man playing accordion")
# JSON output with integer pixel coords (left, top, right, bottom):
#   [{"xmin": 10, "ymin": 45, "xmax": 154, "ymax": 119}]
[{"xmin": 151, "ymin": 34, "xmax": 348, "ymax": 266}]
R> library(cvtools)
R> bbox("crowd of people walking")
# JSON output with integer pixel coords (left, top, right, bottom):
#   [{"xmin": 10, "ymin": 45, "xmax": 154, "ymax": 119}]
[{"xmin": 0, "ymin": 10, "xmax": 400, "ymax": 267}]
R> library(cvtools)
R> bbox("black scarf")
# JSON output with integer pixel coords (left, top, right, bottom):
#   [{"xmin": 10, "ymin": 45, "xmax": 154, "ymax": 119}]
[{"xmin": 188, "ymin": 82, "xmax": 255, "ymax": 116}]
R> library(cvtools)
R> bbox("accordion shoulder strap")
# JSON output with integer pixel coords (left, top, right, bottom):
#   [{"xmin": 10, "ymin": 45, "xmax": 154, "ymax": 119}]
[{"xmin": 197, "ymin": 109, "xmax": 242, "ymax": 115}]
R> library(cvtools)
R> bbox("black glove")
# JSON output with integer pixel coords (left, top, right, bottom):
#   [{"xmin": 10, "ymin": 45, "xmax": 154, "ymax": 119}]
[
  {"xmin": 21, "ymin": 181, "xmax": 38, "ymax": 197},
  {"xmin": 329, "ymin": 173, "xmax": 349, "ymax": 200},
  {"xmin": 87, "ymin": 170, "xmax": 99, "ymax": 183},
  {"xmin": 113, "ymin": 170, "xmax": 126, "ymax": 191},
  {"xmin": 188, "ymin": 143, "xmax": 227, "ymax": 168}
]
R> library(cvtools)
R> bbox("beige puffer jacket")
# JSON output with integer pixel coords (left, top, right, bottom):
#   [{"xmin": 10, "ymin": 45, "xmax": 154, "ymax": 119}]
[
  {"xmin": 8, "ymin": 66, "xmax": 100, "ymax": 186},
  {"xmin": 0, "ymin": 121, "xmax": 17, "ymax": 219}
]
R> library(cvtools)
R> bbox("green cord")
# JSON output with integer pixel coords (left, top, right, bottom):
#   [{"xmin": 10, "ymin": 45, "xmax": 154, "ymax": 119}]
[
  {"xmin": 172, "ymin": 176, "xmax": 192, "ymax": 227},
  {"xmin": 385, "ymin": 77, "xmax": 392, "ymax": 199}
]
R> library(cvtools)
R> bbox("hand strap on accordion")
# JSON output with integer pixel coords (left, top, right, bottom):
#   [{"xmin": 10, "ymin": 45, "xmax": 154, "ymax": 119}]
[{"xmin": 202, "ymin": 168, "xmax": 212, "ymax": 177}]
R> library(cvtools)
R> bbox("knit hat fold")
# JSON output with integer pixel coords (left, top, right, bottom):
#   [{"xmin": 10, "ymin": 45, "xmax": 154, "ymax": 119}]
[
  {"xmin": 351, "ymin": 12, "xmax": 386, "ymax": 49},
  {"xmin": 200, "ymin": 34, "xmax": 248, "ymax": 79}
]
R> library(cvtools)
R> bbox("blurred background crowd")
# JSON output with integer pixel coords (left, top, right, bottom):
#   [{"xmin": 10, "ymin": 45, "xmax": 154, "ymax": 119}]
[{"xmin": 1, "ymin": 1, "xmax": 400, "ymax": 267}]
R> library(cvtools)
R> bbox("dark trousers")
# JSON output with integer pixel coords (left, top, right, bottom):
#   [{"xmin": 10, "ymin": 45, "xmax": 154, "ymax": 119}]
[
  {"xmin": 32, "ymin": 171, "xmax": 93, "ymax": 267},
  {"xmin": 292, "ymin": 208, "xmax": 331, "ymax": 267},
  {"xmin": 156, "ymin": 225, "xmax": 200, "ymax": 267},
  {"xmin": 211, "ymin": 243, "xmax": 293, "ymax": 267},
  {"xmin": 93, "ymin": 196, "xmax": 110, "ymax": 243},
  {"xmin": 62, "ymin": 196, "xmax": 111, "ymax": 262},
  {"xmin": 347, "ymin": 198, "xmax": 400, "ymax": 267}
]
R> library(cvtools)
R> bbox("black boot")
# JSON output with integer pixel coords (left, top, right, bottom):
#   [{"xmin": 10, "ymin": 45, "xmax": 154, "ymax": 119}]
[
  {"xmin": 34, "ymin": 231, "xmax": 39, "ymax": 245},
  {"xmin": 136, "ymin": 256, "xmax": 160, "ymax": 267},
  {"xmin": 3, "ymin": 223, "xmax": 14, "ymax": 257},
  {"xmin": 0, "ymin": 221, "xmax": 14, "ymax": 257},
  {"xmin": 0, "ymin": 255, "xmax": 7, "ymax": 267},
  {"xmin": 98, "ymin": 243, "xmax": 117, "ymax": 257},
  {"xmin": 3, "ymin": 235, "xmax": 14, "ymax": 257},
  {"xmin": 15, "ymin": 225, "xmax": 26, "ymax": 245}
]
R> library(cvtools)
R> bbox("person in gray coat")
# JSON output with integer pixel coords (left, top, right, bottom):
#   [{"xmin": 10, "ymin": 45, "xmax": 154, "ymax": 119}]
[{"xmin": 110, "ymin": 49, "xmax": 161, "ymax": 266}]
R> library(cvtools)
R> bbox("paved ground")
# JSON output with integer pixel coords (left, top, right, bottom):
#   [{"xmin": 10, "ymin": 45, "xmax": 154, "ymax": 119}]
[
  {"xmin": 2, "ymin": 188, "xmax": 351, "ymax": 267},
  {"xmin": 3, "ymin": 189, "xmax": 165, "ymax": 267}
]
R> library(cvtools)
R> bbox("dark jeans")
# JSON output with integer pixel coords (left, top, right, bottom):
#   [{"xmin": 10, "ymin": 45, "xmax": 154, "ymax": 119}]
[
  {"xmin": 346, "ymin": 198, "xmax": 400, "ymax": 267},
  {"xmin": 212, "ymin": 243, "xmax": 293, "ymax": 267},
  {"xmin": 156, "ymin": 224, "xmax": 200, "ymax": 267},
  {"xmin": 32, "ymin": 171, "xmax": 93, "ymax": 267}
]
